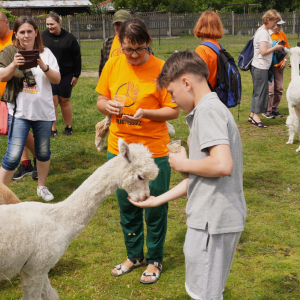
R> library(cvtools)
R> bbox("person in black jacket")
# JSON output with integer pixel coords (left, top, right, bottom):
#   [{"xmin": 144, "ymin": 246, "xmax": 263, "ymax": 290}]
[{"xmin": 42, "ymin": 12, "xmax": 81, "ymax": 137}]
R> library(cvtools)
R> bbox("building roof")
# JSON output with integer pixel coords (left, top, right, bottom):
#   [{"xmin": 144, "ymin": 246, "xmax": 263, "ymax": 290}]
[{"xmin": 0, "ymin": 1, "xmax": 92, "ymax": 8}]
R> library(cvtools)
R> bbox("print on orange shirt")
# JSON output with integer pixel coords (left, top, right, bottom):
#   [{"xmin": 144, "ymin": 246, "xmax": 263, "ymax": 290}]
[{"xmin": 109, "ymin": 35, "xmax": 123, "ymax": 58}]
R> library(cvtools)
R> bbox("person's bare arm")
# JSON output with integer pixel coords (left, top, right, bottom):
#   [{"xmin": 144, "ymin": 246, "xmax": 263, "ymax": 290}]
[
  {"xmin": 37, "ymin": 57, "xmax": 60, "ymax": 84},
  {"xmin": 169, "ymin": 144, "xmax": 233, "ymax": 177},
  {"xmin": 259, "ymin": 41, "xmax": 284, "ymax": 56}
]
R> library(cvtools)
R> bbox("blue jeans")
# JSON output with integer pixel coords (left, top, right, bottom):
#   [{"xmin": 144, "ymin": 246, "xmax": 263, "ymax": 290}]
[{"xmin": 1, "ymin": 115, "xmax": 53, "ymax": 171}]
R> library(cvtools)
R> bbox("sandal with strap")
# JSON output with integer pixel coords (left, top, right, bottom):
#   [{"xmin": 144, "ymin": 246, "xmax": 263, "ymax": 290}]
[
  {"xmin": 140, "ymin": 260, "xmax": 163, "ymax": 284},
  {"xmin": 251, "ymin": 119, "xmax": 267, "ymax": 128},
  {"xmin": 111, "ymin": 257, "xmax": 146, "ymax": 277},
  {"xmin": 248, "ymin": 116, "xmax": 254, "ymax": 123}
]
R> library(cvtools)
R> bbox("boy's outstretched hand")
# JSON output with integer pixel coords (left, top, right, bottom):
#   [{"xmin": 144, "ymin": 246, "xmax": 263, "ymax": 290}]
[
  {"xmin": 168, "ymin": 146, "xmax": 188, "ymax": 172},
  {"xmin": 128, "ymin": 196, "xmax": 159, "ymax": 208}
]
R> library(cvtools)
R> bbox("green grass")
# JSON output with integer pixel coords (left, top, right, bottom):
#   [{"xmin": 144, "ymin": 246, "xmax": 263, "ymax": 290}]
[{"xmin": 1, "ymin": 34, "xmax": 300, "ymax": 299}]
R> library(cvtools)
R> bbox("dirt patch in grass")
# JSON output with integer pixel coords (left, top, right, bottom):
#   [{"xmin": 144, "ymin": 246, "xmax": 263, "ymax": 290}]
[{"xmin": 81, "ymin": 71, "xmax": 98, "ymax": 77}]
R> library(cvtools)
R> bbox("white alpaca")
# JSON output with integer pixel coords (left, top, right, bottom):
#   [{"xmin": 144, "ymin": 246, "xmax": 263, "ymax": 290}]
[
  {"xmin": 0, "ymin": 139, "xmax": 158, "ymax": 300},
  {"xmin": 285, "ymin": 47, "xmax": 300, "ymax": 151},
  {"xmin": 95, "ymin": 115, "xmax": 175, "ymax": 151},
  {"xmin": 0, "ymin": 181, "xmax": 21, "ymax": 205}
]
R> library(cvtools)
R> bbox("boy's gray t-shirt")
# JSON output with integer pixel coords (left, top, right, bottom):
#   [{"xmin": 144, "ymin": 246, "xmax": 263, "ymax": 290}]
[{"xmin": 186, "ymin": 92, "xmax": 246, "ymax": 234}]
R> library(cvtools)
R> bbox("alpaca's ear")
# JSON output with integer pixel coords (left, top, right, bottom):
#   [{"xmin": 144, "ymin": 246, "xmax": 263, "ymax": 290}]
[{"xmin": 118, "ymin": 138, "xmax": 133, "ymax": 164}]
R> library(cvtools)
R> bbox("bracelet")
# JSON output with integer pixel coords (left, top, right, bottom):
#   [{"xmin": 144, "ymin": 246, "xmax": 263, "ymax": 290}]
[{"xmin": 43, "ymin": 64, "xmax": 49, "ymax": 73}]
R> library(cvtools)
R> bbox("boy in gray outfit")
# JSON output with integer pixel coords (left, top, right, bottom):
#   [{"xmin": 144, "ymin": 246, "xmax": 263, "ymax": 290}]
[{"xmin": 129, "ymin": 51, "xmax": 246, "ymax": 299}]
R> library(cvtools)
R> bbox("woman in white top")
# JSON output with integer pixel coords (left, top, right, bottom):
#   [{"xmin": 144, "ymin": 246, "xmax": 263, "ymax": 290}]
[
  {"xmin": 0, "ymin": 16, "xmax": 60, "ymax": 200},
  {"xmin": 249, "ymin": 10, "xmax": 284, "ymax": 128}
]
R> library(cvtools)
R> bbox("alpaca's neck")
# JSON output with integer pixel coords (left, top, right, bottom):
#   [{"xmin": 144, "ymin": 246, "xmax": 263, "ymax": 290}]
[
  {"xmin": 290, "ymin": 55, "xmax": 300, "ymax": 80},
  {"xmin": 56, "ymin": 156, "xmax": 122, "ymax": 239}
]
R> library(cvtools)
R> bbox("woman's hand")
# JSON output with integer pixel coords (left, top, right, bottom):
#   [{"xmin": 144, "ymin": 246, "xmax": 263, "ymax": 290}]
[
  {"xmin": 168, "ymin": 146, "xmax": 188, "ymax": 172},
  {"xmin": 13, "ymin": 53, "xmax": 25, "ymax": 68},
  {"xmin": 37, "ymin": 56, "xmax": 48, "ymax": 72},
  {"xmin": 105, "ymin": 100, "xmax": 122, "ymax": 115},
  {"xmin": 122, "ymin": 108, "xmax": 144, "ymax": 124},
  {"xmin": 127, "ymin": 196, "xmax": 159, "ymax": 208},
  {"xmin": 71, "ymin": 77, "xmax": 78, "ymax": 88},
  {"xmin": 273, "ymin": 42, "xmax": 284, "ymax": 51}
]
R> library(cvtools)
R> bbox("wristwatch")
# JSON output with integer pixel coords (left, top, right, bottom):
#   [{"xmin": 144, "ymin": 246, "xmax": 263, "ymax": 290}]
[
  {"xmin": 43, "ymin": 64, "xmax": 49, "ymax": 72},
  {"xmin": 284, "ymin": 59, "xmax": 287, "ymax": 62}
]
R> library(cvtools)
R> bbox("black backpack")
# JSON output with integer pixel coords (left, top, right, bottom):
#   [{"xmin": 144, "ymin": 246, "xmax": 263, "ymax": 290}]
[{"xmin": 201, "ymin": 42, "xmax": 242, "ymax": 108}]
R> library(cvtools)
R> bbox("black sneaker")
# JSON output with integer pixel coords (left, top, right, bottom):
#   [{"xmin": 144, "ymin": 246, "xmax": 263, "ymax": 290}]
[
  {"xmin": 51, "ymin": 130, "xmax": 58, "ymax": 138},
  {"xmin": 63, "ymin": 125, "xmax": 73, "ymax": 136},
  {"xmin": 32, "ymin": 160, "xmax": 38, "ymax": 180},
  {"xmin": 262, "ymin": 113, "xmax": 275, "ymax": 119},
  {"xmin": 12, "ymin": 163, "xmax": 33, "ymax": 180},
  {"xmin": 272, "ymin": 111, "xmax": 283, "ymax": 118}
]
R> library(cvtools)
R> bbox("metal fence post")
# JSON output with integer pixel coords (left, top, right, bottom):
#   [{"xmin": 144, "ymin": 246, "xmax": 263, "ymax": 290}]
[
  {"xmin": 298, "ymin": 16, "xmax": 300, "ymax": 38},
  {"xmin": 232, "ymin": 11, "xmax": 234, "ymax": 35},
  {"xmin": 67, "ymin": 15, "xmax": 71, "ymax": 33},
  {"xmin": 77, "ymin": 21, "xmax": 80, "ymax": 46},
  {"xmin": 159, "ymin": 21, "xmax": 161, "ymax": 46},
  {"xmin": 253, "ymin": 17, "xmax": 255, "ymax": 35},
  {"xmin": 108, "ymin": 19, "xmax": 110, "ymax": 37},
  {"xmin": 102, "ymin": 16, "xmax": 105, "ymax": 39},
  {"xmin": 168, "ymin": 13, "xmax": 172, "ymax": 37},
  {"xmin": 293, "ymin": 11, "xmax": 296, "ymax": 34}
]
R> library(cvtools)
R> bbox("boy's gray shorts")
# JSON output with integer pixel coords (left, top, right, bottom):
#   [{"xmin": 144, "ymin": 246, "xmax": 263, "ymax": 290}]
[{"xmin": 183, "ymin": 226, "xmax": 241, "ymax": 300}]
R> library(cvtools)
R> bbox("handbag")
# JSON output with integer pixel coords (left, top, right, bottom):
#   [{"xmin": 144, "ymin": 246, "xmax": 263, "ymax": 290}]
[{"xmin": 0, "ymin": 101, "xmax": 8, "ymax": 135}]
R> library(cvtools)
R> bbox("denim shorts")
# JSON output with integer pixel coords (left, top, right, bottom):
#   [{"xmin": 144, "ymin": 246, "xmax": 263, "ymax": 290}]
[{"xmin": 1, "ymin": 115, "xmax": 53, "ymax": 171}]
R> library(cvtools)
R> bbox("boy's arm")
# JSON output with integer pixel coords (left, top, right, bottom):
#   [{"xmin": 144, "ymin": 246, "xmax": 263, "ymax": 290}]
[
  {"xmin": 128, "ymin": 178, "xmax": 189, "ymax": 208},
  {"xmin": 170, "ymin": 144, "xmax": 233, "ymax": 177}
]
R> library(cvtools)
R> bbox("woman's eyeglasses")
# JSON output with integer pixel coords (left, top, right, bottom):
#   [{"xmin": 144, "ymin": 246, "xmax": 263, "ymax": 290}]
[{"xmin": 122, "ymin": 48, "xmax": 148, "ymax": 55}]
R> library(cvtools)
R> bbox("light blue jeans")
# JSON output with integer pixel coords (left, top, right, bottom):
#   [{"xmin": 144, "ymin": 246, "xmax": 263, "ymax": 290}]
[{"xmin": 1, "ymin": 115, "xmax": 53, "ymax": 171}]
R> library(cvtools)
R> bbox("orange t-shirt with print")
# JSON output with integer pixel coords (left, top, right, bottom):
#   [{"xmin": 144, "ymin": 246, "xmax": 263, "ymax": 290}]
[
  {"xmin": 270, "ymin": 30, "xmax": 290, "ymax": 67},
  {"xmin": 109, "ymin": 35, "xmax": 123, "ymax": 58},
  {"xmin": 0, "ymin": 30, "xmax": 13, "ymax": 99},
  {"xmin": 95, "ymin": 54, "xmax": 177, "ymax": 158},
  {"xmin": 195, "ymin": 39, "xmax": 221, "ymax": 89}
]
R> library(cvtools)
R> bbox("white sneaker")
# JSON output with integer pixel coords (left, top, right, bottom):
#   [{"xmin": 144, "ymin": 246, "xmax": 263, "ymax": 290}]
[{"xmin": 37, "ymin": 186, "xmax": 54, "ymax": 201}]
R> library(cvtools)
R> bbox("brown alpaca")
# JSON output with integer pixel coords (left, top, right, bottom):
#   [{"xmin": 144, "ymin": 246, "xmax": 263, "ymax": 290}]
[{"xmin": 0, "ymin": 182, "xmax": 21, "ymax": 204}]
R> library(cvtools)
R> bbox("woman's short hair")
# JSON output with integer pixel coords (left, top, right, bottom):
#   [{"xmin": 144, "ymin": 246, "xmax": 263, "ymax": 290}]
[
  {"xmin": 157, "ymin": 51, "xmax": 209, "ymax": 90},
  {"xmin": 12, "ymin": 16, "xmax": 44, "ymax": 53},
  {"xmin": 46, "ymin": 12, "xmax": 62, "ymax": 23},
  {"xmin": 262, "ymin": 10, "xmax": 281, "ymax": 24},
  {"xmin": 119, "ymin": 18, "xmax": 151, "ymax": 45},
  {"xmin": 194, "ymin": 11, "xmax": 224, "ymax": 39}
]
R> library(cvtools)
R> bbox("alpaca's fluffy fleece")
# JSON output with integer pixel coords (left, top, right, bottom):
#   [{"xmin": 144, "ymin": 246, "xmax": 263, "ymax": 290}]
[
  {"xmin": 0, "ymin": 181, "xmax": 21, "ymax": 205},
  {"xmin": 285, "ymin": 47, "xmax": 300, "ymax": 151}
]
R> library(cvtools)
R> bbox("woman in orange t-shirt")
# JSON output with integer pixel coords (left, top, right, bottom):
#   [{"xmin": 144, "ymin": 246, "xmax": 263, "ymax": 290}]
[
  {"xmin": 96, "ymin": 18, "xmax": 179, "ymax": 284},
  {"xmin": 194, "ymin": 11, "xmax": 224, "ymax": 90}
]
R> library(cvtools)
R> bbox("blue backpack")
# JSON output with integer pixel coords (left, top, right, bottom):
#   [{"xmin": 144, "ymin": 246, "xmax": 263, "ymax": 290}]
[
  {"xmin": 238, "ymin": 37, "xmax": 254, "ymax": 71},
  {"xmin": 201, "ymin": 42, "xmax": 242, "ymax": 108}
]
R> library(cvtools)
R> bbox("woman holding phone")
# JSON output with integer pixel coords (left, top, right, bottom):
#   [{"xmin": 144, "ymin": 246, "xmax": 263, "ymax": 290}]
[{"xmin": 0, "ymin": 16, "xmax": 60, "ymax": 201}]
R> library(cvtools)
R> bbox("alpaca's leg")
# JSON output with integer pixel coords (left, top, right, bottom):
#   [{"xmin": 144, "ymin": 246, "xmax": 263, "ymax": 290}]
[
  {"xmin": 20, "ymin": 271, "xmax": 46, "ymax": 300},
  {"xmin": 286, "ymin": 103, "xmax": 298, "ymax": 144},
  {"xmin": 41, "ymin": 275, "xmax": 59, "ymax": 300}
]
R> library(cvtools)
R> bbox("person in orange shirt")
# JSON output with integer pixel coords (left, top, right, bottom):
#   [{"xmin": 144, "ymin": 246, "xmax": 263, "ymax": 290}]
[
  {"xmin": 263, "ymin": 18, "xmax": 289, "ymax": 119},
  {"xmin": 96, "ymin": 18, "xmax": 179, "ymax": 284},
  {"xmin": 194, "ymin": 11, "xmax": 223, "ymax": 90}
]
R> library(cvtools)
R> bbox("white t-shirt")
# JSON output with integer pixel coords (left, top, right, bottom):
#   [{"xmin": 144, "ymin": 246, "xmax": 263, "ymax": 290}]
[
  {"xmin": 251, "ymin": 27, "xmax": 273, "ymax": 70},
  {"xmin": 6, "ymin": 47, "xmax": 59, "ymax": 121}
]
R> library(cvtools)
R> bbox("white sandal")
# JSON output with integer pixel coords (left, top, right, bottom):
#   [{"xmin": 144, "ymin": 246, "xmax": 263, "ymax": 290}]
[
  {"xmin": 140, "ymin": 261, "xmax": 163, "ymax": 284},
  {"xmin": 111, "ymin": 257, "xmax": 146, "ymax": 277}
]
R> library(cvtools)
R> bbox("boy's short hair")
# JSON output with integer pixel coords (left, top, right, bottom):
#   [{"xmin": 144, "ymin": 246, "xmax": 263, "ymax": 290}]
[
  {"xmin": 157, "ymin": 51, "xmax": 209, "ymax": 90},
  {"xmin": 194, "ymin": 11, "xmax": 224, "ymax": 40}
]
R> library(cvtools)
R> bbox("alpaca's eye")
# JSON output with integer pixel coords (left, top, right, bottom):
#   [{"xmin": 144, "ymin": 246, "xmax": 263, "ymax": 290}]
[{"xmin": 138, "ymin": 175, "xmax": 145, "ymax": 180}]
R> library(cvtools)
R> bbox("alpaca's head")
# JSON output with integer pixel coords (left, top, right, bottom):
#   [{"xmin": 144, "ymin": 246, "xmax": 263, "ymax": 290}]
[
  {"xmin": 117, "ymin": 139, "xmax": 159, "ymax": 202},
  {"xmin": 286, "ymin": 47, "xmax": 300, "ymax": 67}
]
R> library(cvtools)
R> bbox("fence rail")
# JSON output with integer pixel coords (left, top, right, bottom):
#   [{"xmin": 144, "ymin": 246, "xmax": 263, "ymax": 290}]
[{"xmin": 9, "ymin": 11, "xmax": 300, "ymax": 41}]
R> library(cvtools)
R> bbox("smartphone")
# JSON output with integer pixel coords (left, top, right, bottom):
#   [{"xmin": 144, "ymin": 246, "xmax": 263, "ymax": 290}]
[
  {"xmin": 278, "ymin": 40, "xmax": 286, "ymax": 45},
  {"xmin": 18, "ymin": 49, "xmax": 39, "ymax": 70}
]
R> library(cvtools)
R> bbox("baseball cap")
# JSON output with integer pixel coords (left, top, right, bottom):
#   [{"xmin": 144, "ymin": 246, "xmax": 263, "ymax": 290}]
[
  {"xmin": 113, "ymin": 10, "xmax": 131, "ymax": 24},
  {"xmin": 277, "ymin": 19, "xmax": 285, "ymax": 25}
]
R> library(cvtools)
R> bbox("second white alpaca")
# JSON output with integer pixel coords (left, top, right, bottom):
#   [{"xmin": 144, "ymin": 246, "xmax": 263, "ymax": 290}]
[
  {"xmin": 285, "ymin": 47, "xmax": 300, "ymax": 151},
  {"xmin": 0, "ymin": 139, "xmax": 159, "ymax": 300}
]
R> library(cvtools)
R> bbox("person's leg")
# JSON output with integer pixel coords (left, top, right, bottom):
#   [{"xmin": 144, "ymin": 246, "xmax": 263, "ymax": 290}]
[
  {"xmin": 141, "ymin": 156, "xmax": 170, "ymax": 282},
  {"xmin": 272, "ymin": 67, "xmax": 284, "ymax": 114},
  {"xmin": 58, "ymin": 95, "xmax": 72, "ymax": 128},
  {"xmin": 107, "ymin": 152, "xmax": 145, "ymax": 275},
  {"xmin": 266, "ymin": 79, "xmax": 274, "ymax": 114},
  {"xmin": 0, "ymin": 115, "xmax": 31, "ymax": 185},
  {"xmin": 32, "ymin": 120, "xmax": 53, "ymax": 201},
  {"xmin": 51, "ymin": 95, "xmax": 59, "ymax": 132}
]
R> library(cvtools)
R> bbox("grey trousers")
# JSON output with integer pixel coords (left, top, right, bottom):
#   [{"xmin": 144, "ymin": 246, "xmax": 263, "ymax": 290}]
[
  {"xmin": 184, "ymin": 226, "xmax": 241, "ymax": 300},
  {"xmin": 250, "ymin": 66, "xmax": 269, "ymax": 113}
]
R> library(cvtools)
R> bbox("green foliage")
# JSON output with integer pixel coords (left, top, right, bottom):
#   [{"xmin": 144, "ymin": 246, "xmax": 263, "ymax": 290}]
[
  {"xmin": 0, "ymin": 8, "xmax": 16, "ymax": 19},
  {"xmin": 167, "ymin": 0, "xmax": 194, "ymax": 13}
]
